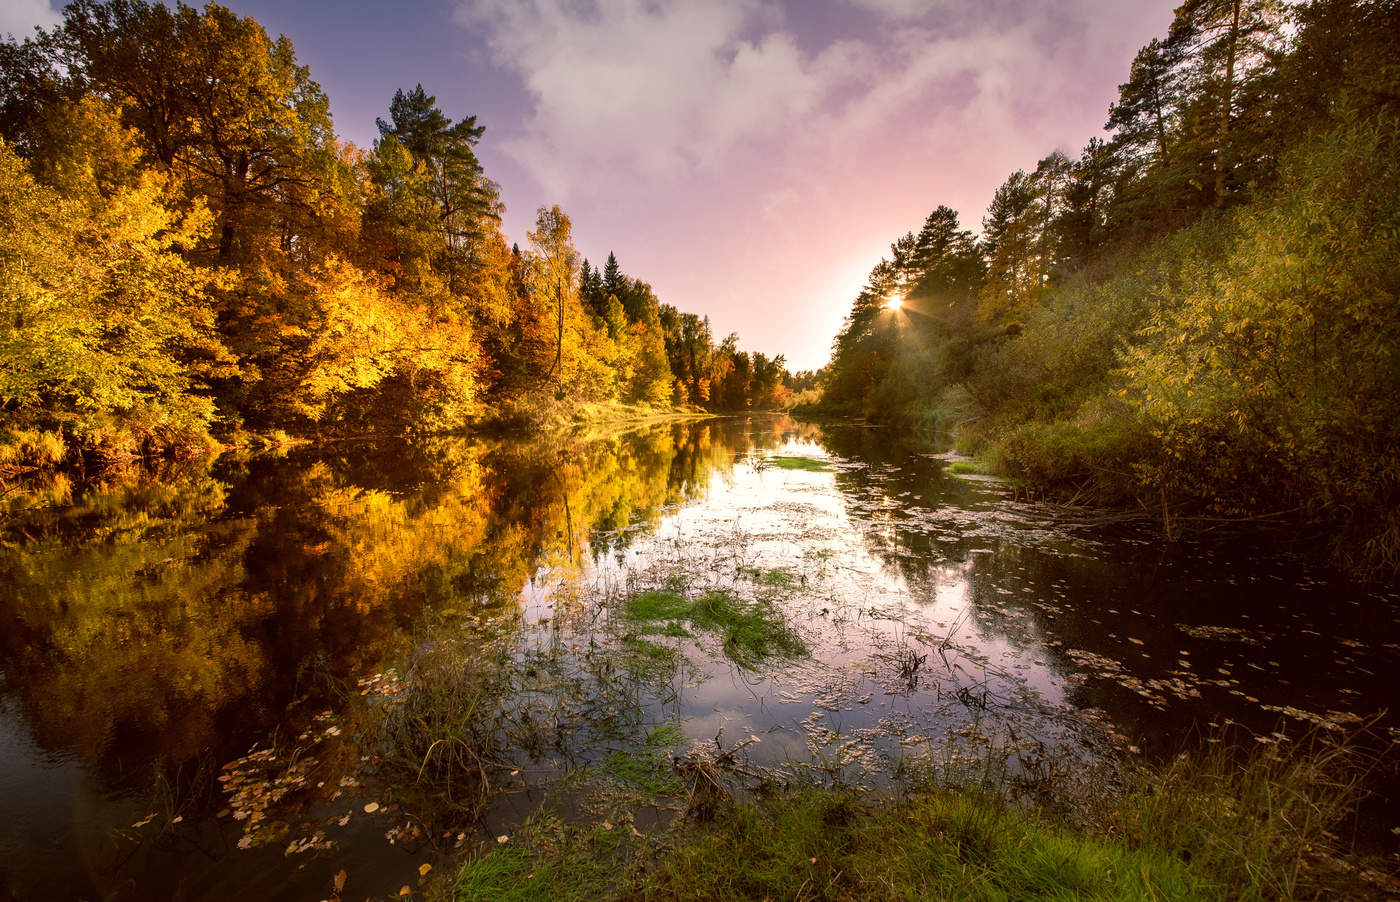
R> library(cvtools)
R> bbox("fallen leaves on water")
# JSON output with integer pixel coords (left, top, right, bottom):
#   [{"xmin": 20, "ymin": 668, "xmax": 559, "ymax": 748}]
[
  {"xmin": 418, "ymin": 863, "xmax": 432, "ymax": 877},
  {"xmin": 332, "ymin": 869, "xmax": 347, "ymax": 894},
  {"xmin": 363, "ymin": 802, "xmax": 380, "ymax": 814}
]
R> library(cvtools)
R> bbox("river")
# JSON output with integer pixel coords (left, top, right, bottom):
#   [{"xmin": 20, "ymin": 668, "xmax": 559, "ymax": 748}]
[{"xmin": 1, "ymin": 415, "xmax": 1395, "ymax": 899}]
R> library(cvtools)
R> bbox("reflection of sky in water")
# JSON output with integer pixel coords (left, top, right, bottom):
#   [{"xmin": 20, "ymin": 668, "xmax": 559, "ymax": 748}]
[{"xmin": 521, "ymin": 432, "xmax": 1102, "ymax": 782}]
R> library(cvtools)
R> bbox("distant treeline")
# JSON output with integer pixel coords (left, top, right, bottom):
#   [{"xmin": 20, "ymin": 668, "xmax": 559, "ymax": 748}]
[
  {"xmin": 0, "ymin": 1, "xmax": 790, "ymax": 466},
  {"xmin": 819, "ymin": 0, "xmax": 1400, "ymax": 576}
]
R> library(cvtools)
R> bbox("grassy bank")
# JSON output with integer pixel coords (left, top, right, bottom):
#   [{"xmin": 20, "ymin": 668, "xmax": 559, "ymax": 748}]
[{"xmin": 446, "ymin": 733, "xmax": 1394, "ymax": 902}]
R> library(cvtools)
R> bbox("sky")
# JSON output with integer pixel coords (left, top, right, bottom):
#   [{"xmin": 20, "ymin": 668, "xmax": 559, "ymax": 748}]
[{"xmin": 3, "ymin": 0, "xmax": 1179, "ymax": 371}]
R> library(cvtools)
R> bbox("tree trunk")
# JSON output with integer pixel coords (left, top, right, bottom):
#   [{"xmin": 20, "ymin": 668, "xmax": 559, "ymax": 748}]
[{"xmin": 1214, "ymin": 0, "xmax": 1241, "ymax": 206}]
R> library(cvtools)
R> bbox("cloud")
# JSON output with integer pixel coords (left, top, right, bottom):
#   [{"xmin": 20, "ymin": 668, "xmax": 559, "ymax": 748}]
[
  {"xmin": 0, "ymin": 0, "xmax": 60, "ymax": 39},
  {"xmin": 840, "ymin": 0, "xmax": 941, "ymax": 21},
  {"xmin": 455, "ymin": 0, "xmax": 1162, "ymax": 202},
  {"xmin": 453, "ymin": 0, "xmax": 1175, "ymax": 369},
  {"xmin": 457, "ymin": 0, "xmax": 873, "ymax": 194}
]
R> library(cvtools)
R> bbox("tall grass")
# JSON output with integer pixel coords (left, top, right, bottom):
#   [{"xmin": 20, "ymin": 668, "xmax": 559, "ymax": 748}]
[
  {"xmin": 1109, "ymin": 731, "xmax": 1381, "ymax": 901},
  {"xmin": 447, "ymin": 729, "xmax": 1392, "ymax": 901}
]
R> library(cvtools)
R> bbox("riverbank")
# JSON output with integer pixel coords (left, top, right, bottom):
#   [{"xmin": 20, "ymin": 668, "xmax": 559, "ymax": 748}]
[{"xmin": 443, "ymin": 733, "xmax": 1395, "ymax": 901}]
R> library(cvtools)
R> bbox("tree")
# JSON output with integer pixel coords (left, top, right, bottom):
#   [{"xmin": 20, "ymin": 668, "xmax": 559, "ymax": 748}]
[
  {"xmin": 373, "ymin": 84, "xmax": 498, "ymax": 293},
  {"xmin": 53, "ymin": 0, "xmax": 344, "ymax": 263},
  {"xmin": 1164, "ymin": 0, "xmax": 1285, "ymax": 206},
  {"xmin": 0, "ymin": 126, "xmax": 233, "ymax": 456},
  {"xmin": 1107, "ymin": 38, "xmax": 1187, "ymax": 169},
  {"xmin": 979, "ymin": 170, "xmax": 1042, "ymax": 324}
]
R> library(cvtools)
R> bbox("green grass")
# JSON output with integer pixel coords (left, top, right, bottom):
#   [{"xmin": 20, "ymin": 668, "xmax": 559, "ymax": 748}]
[
  {"xmin": 449, "ymin": 733, "xmax": 1389, "ymax": 902},
  {"xmin": 451, "ymin": 789, "xmax": 1202, "ymax": 902},
  {"xmin": 453, "ymin": 817, "xmax": 635, "ymax": 902},
  {"xmin": 766, "ymin": 455, "xmax": 833, "ymax": 472},
  {"xmin": 647, "ymin": 790, "xmax": 1202, "ymax": 901},
  {"xmin": 624, "ymin": 589, "xmax": 691, "ymax": 622},
  {"xmin": 741, "ymin": 566, "xmax": 800, "ymax": 588},
  {"xmin": 620, "ymin": 587, "xmax": 806, "ymax": 665}
]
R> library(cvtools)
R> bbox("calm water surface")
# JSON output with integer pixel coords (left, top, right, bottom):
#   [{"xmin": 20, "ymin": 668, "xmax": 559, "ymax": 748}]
[{"xmin": 1, "ymin": 416, "xmax": 1396, "ymax": 899}]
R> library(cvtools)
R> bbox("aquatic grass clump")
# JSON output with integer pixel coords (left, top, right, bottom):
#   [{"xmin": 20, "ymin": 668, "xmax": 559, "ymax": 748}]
[
  {"xmin": 689, "ymin": 590, "xmax": 806, "ymax": 663},
  {"xmin": 602, "ymin": 746, "xmax": 683, "ymax": 795},
  {"xmin": 623, "ymin": 589, "xmax": 691, "ymax": 621},
  {"xmin": 376, "ymin": 637, "xmax": 514, "ymax": 823},
  {"xmin": 620, "ymin": 586, "xmax": 806, "ymax": 665},
  {"xmin": 766, "ymin": 455, "xmax": 833, "ymax": 472}
]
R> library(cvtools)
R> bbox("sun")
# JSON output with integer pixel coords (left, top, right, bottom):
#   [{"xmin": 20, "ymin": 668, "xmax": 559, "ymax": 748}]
[{"xmin": 883, "ymin": 296, "xmax": 904, "ymax": 311}]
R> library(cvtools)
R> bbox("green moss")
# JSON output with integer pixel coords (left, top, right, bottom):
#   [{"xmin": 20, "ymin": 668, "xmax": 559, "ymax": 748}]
[
  {"xmin": 601, "ymin": 747, "xmax": 682, "ymax": 795},
  {"xmin": 687, "ymin": 591, "xmax": 806, "ymax": 664},
  {"xmin": 623, "ymin": 589, "xmax": 690, "ymax": 622},
  {"xmin": 618, "ymin": 588, "xmax": 805, "ymax": 666},
  {"xmin": 766, "ymin": 455, "xmax": 832, "ymax": 472}
]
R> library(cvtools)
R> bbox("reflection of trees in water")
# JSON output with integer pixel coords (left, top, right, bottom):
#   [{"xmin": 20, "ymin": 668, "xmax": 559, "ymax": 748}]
[
  {"xmin": 0, "ymin": 419, "xmax": 761, "ymax": 785},
  {"xmin": 0, "ymin": 463, "xmax": 267, "ymax": 775},
  {"xmin": 816, "ymin": 430, "xmax": 1400, "ymax": 752}
]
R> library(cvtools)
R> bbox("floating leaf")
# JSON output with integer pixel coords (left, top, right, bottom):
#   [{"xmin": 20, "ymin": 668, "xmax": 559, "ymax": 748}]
[
  {"xmin": 363, "ymin": 802, "xmax": 380, "ymax": 814},
  {"xmin": 333, "ymin": 869, "xmax": 347, "ymax": 893},
  {"xmin": 418, "ymin": 863, "xmax": 432, "ymax": 877}
]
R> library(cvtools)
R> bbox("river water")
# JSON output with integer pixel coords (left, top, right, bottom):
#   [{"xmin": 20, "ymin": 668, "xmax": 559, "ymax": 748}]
[{"xmin": 1, "ymin": 415, "xmax": 1395, "ymax": 899}]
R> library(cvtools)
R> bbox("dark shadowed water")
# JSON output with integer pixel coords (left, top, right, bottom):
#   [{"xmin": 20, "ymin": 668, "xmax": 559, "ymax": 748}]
[{"xmin": 1, "ymin": 415, "xmax": 1396, "ymax": 899}]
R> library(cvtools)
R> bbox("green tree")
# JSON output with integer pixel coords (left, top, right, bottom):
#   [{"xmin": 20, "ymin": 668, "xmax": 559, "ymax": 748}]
[{"xmin": 372, "ymin": 84, "xmax": 498, "ymax": 294}]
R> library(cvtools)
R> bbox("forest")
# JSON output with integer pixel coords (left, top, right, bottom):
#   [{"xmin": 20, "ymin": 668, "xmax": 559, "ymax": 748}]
[
  {"xmin": 817, "ymin": 0, "xmax": 1400, "ymax": 576},
  {"xmin": 0, "ymin": 0, "xmax": 792, "ymax": 468}
]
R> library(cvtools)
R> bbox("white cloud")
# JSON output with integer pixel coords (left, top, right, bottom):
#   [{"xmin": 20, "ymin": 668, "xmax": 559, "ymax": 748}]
[
  {"xmin": 0, "ymin": 0, "xmax": 60, "ymax": 39},
  {"xmin": 457, "ymin": 0, "xmax": 879, "ymax": 192},
  {"xmin": 454, "ymin": 0, "xmax": 1176, "ymax": 368},
  {"xmin": 454, "ymin": 0, "xmax": 1163, "ymax": 202}
]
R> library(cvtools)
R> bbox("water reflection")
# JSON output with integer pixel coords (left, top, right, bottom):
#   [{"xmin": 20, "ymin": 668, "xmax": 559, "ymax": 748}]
[
  {"xmin": 0, "ymin": 419, "xmax": 777, "ymax": 899},
  {"xmin": 0, "ymin": 415, "xmax": 1395, "ymax": 899}
]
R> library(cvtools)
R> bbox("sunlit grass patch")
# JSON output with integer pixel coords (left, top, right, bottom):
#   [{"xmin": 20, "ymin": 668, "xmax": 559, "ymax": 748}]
[
  {"xmin": 453, "ymin": 816, "xmax": 637, "ymax": 902},
  {"xmin": 688, "ymin": 591, "xmax": 806, "ymax": 663},
  {"xmin": 766, "ymin": 455, "xmax": 832, "ymax": 472},
  {"xmin": 623, "ymin": 589, "xmax": 690, "ymax": 622},
  {"xmin": 645, "ymin": 789, "xmax": 1203, "ymax": 902},
  {"xmin": 619, "ymin": 587, "xmax": 805, "ymax": 665}
]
